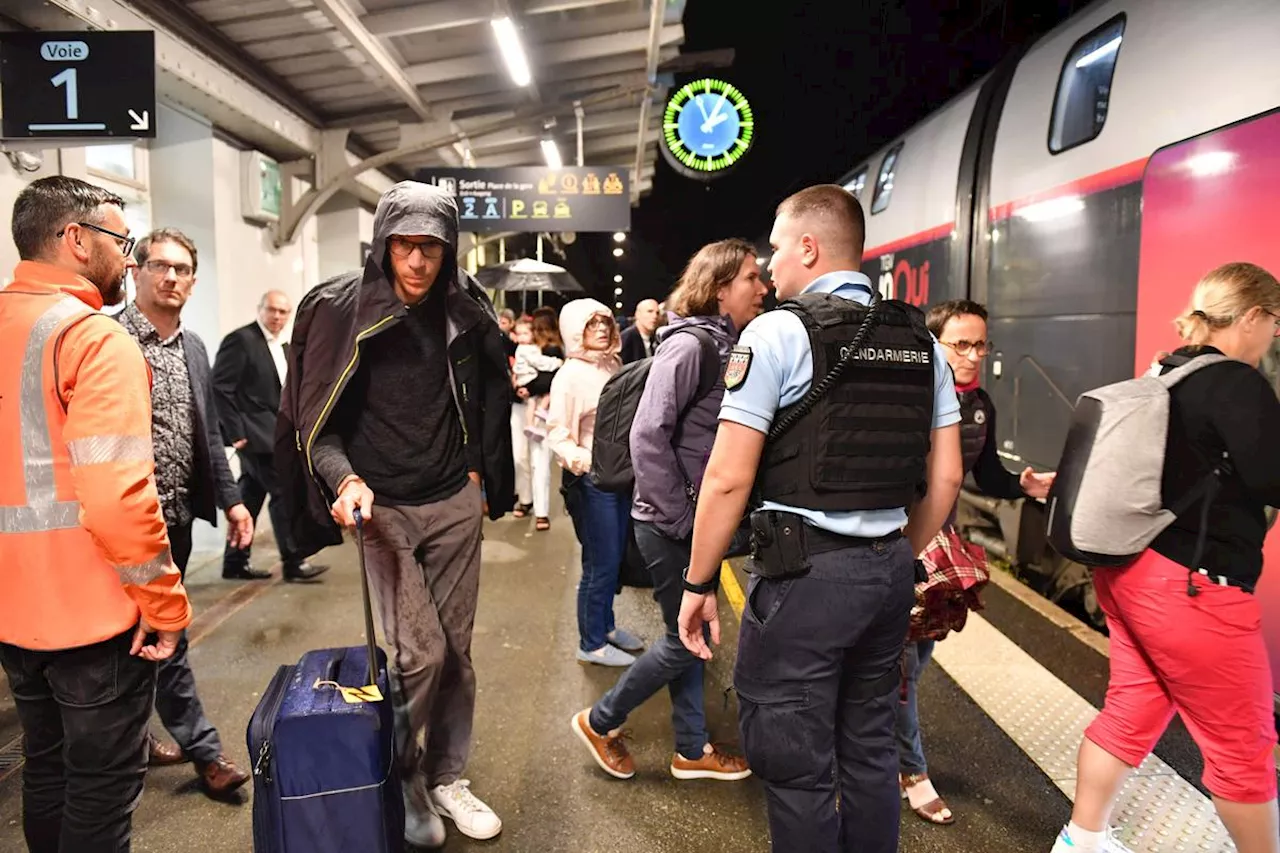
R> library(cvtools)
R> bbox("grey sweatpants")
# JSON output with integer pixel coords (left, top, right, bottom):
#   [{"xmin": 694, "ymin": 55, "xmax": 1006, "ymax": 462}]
[{"xmin": 361, "ymin": 481, "xmax": 483, "ymax": 787}]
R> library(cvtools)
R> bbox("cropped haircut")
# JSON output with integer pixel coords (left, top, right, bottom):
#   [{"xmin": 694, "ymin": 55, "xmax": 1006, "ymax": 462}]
[
  {"xmin": 134, "ymin": 227, "xmax": 199, "ymax": 273},
  {"xmin": 667, "ymin": 238, "xmax": 757, "ymax": 318},
  {"xmin": 775, "ymin": 184, "xmax": 866, "ymax": 262},
  {"xmin": 925, "ymin": 299, "xmax": 988, "ymax": 338},
  {"xmin": 1174, "ymin": 261, "xmax": 1280, "ymax": 345},
  {"xmin": 12, "ymin": 175, "xmax": 125, "ymax": 261}
]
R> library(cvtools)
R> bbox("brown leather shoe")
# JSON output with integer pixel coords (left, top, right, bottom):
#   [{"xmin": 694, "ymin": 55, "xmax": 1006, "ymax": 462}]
[
  {"xmin": 670, "ymin": 743, "xmax": 752, "ymax": 781},
  {"xmin": 148, "ymin": 733, "xmax": 188, "ymax": 767},
  {"xmin": 197, "ymin": 755, "xmax": 250, "ymax": 798},
  {"xmin": 570, "ymin": 708, "xmax": 634, "ymax": 779}
]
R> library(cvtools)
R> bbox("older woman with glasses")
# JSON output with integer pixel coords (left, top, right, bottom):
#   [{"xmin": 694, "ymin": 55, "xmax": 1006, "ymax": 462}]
[
  {"xmin": 546, "ymin": 299, "xmax": 645, "ymax": 667},
  {"xmin": 896, "ymin": 299, "xmax": 1057, "ymax": 827}
]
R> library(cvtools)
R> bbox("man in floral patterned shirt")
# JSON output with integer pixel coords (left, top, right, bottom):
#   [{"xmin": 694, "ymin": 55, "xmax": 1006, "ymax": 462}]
[{"xmin": 118, "ymin": 227, "xmax": 254, "ymax": 799}]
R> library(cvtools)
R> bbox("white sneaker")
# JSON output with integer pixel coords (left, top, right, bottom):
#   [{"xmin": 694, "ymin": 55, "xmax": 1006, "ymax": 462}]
[
  {"xmin": 430, "ymin": 779, "xmax": 502, "ymax": 840},
  {"xmin": 1050, "ymin": 824, "xmax": 1135, "ymax": 853},
  {"xmin": 403, "ymin": 778, "xmax": 446, "ymax": 849},
  {"xmin": 576, "ymin": 644, "xmax": 635, "ymax": 667}
]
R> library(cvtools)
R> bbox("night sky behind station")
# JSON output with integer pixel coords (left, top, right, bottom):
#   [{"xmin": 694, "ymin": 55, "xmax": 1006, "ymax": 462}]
[{"xmin": 531, "ymin": 0, "xmax": 1086, "ymax": 313}]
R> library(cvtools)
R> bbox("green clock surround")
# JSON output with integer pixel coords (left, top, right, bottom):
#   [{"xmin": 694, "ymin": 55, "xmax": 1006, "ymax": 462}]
[{"xmin": 661, "ymin": 78, "xmax": 755, "ymax": 180}]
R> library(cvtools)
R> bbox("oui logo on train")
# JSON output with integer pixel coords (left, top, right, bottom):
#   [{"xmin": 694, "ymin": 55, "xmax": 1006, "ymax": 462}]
[{"xmin": 877, "ymin": 254, "xmax": 931, "ymax": 306}]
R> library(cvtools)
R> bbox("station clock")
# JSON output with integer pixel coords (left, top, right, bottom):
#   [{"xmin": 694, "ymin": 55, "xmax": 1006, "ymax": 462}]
[{"xmin": 660, "ymin": 78, "xmax": 755, "ymax": 180}]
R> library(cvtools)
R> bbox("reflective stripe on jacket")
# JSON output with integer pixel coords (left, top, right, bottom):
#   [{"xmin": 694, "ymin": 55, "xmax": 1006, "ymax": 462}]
[{"xmin": 0, "ymin": 262, "xmax": 190, "ymax": 650}]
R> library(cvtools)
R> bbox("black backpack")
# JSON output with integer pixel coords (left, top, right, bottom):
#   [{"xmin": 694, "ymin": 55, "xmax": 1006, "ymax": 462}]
[{"xmin": 589, "ymin": 326, "xmax": 720, "ymax": 494}]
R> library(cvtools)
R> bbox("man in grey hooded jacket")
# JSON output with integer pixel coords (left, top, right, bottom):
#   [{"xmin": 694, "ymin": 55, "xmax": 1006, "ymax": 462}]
[{"xmin": 275, "ymin": 181, "xmax": 514, "ymax": 847}]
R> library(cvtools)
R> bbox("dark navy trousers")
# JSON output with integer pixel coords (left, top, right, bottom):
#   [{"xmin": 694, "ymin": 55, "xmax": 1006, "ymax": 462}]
[{"xmin": 733, "ymin": 535, "xmax": 915, "ymax": 853}]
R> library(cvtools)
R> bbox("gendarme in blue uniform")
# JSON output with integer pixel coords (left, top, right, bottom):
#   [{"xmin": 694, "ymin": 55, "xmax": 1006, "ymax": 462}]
[
  {"xmin": 721, "ymin": 272, "xmax": 960, "ymax": 487},
  {"xmin": 720, "ymin": 270, "xmax": 960, "ymax": 853}
]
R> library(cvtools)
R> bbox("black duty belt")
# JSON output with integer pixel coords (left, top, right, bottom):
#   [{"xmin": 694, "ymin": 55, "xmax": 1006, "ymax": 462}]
[{"xmin": 803, "ymin": 525, "xmax": 903, "ymax": 555}]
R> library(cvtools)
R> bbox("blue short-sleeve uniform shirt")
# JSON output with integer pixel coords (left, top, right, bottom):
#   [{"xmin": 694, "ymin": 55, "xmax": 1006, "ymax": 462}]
[{"xmin": 719, "ymin": 271, "xmax": 961, "ymax": 537}]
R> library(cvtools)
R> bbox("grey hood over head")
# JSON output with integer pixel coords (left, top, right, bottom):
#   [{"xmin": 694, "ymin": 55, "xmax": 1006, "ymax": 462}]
[{"xmin": 366, "ymin": 180, "xmax": 459, "ymax": 275}]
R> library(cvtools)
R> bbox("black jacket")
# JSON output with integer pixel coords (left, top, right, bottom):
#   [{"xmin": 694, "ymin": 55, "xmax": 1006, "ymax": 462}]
[
  {"xmin": 211, "ymin": 322, "xmax": 286, "ymax": 454},
  {"xmin": 620, "ymin": 325, "xmax": 653, "ymax": 364},
  {"xmin": 185, "ymin": 331, "xmax": 244, "ymax": 523},
  {"xmin": 275, "ymin": 181, "xmax": 516, "ymax": 556}
]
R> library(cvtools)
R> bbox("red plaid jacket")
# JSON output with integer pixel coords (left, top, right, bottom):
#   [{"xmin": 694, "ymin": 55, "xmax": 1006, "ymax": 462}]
[{"xmin": 908, "ymin": 524, "xmax": 990, "ymax": 643}]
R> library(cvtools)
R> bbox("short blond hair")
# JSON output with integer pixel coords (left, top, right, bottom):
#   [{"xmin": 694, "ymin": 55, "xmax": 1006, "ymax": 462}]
[
  {"xmin": 775, "ymin": 184, "xmax": 866, "ymax": 262},
  {"xmin": 1173, "ymin": 262, "xmax": 1280, "ymax": 344}
]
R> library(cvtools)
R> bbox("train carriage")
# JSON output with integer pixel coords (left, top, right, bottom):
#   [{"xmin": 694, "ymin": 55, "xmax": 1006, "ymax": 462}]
[{"xmin": 823, "ymin": 0, "xmax": 1280, "ymax": 699}]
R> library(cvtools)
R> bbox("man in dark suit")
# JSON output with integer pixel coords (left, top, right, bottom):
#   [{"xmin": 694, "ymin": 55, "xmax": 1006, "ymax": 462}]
[
  {"xmin": 212, "ymin": 290, "xmax": 326, "ymax": 581},
  {"xmin": 119, "ymin": 228, "xmax": 252, "ymax": 797},
  {"xmin": 620, "ymin": 298, "xmax": 661, "ymax": 363}
]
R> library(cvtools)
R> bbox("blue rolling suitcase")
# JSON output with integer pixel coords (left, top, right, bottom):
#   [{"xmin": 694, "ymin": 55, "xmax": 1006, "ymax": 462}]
[{"xmin": 247, "ymin": 509, "xmax": 404, "ymax": 853}]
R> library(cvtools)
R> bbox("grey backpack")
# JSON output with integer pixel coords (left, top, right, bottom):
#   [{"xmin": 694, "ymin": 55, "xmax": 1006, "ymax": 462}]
[{"xmin": 1046, "ymin": 353, "xmax": 1230, "ymax": 567}]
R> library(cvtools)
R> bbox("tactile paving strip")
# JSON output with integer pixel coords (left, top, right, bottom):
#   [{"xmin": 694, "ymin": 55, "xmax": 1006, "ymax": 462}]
[
  {"xmin": 931, "ymin": 613, "xmax": 1236, "ymax": 852},
  {"xmin": 0, "ymin": 734, "xmax": 24, "ymax": 784}
]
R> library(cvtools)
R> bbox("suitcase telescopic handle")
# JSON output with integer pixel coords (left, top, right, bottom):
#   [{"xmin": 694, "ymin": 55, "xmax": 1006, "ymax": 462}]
[{"xmin": 352, "ymin": 508, "xmax": 379, "ymax": 688}]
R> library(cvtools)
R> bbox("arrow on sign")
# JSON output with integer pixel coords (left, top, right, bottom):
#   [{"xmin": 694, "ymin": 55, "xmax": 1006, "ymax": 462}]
[{"xmin": 128, "ymin": 109, "xmax": 149, "ymax": 131}]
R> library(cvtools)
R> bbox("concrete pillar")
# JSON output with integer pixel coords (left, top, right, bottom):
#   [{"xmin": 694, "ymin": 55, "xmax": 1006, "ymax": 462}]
[
  {"xmin": 147, "ymin": 103, "xmax": 231, "ymax": 558},
  {"xmin": 149, "ymin": 103, "xmax": 221, "ymax": 353},
  {"xmin": 316, "ymin": 194, "xmax": 364, "ymax": 282}
]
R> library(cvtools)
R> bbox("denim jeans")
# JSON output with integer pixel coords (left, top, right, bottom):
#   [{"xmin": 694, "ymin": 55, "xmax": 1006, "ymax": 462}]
[
  {"xmin": 155, "ymin": 521, "xmax": 222, "ymax": 765},
  {"xmin": 895, "ymin": 639, "xmax": 935, "ymax": 775},
  {"xmin": 734, "ymin": 535, "xmax": 914, "ymax": 853},
  {"xmin": 563, "ymin": 473, "xmax": 629, "ymax": 652},
  {"xmin": 590, "ymin": 522, "xmax": 708, "ymax": 760},
  {"xmin": 0, "ymin": 628, "xmax": 157, "ymax": 853}
]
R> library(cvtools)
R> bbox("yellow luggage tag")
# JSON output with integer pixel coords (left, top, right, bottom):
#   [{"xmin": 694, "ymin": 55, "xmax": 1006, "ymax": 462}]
[{"xmin": 314, "ymin": 679, "xmax": 384, "ymax": 704}]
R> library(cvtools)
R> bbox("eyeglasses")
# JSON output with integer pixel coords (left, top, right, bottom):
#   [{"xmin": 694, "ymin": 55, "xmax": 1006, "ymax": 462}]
[
  {"xmin": 141, "ymin": 259, "xmax": 194, "ymax": 279},
  {"xmin": 940, "ymin": 339, "xmax": 992, "ymax": 357},
  {"xmin": 1267, "ymin": 310, "xmax": 1280, "ymax": 337},
  {"xmin": 585, "ymin": 316, "xmax": 612, "ymax": 331},
  {"xmin": 387, "ymin": 237, "xmax": 446, "ymax": 260},
  {"xmin": 57, "ymin": 221, "xmax": 135, "ymax": 256}
]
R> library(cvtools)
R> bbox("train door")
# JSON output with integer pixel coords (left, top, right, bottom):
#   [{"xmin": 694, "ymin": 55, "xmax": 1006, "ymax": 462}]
[{"xmin": 1134, "ymin": 107, "xmax": 1280, "ymax": 701}]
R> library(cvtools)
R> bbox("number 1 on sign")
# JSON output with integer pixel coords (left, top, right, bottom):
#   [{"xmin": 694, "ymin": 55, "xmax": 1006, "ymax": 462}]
[{"xmin": 51, "ymin": 68, "xmax": 79, "ymax": 120}]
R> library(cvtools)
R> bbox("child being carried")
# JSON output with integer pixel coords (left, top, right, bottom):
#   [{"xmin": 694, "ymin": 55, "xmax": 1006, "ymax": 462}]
[{"xmin": 512, "ymin": 318, "xmax": 563, "ymax": 440}]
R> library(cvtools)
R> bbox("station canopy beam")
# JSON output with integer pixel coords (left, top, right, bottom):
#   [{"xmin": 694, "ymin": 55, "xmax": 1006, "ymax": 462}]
[{"xmin": 272, "ymin": 85, "xmax": 648, "ymax": 248}]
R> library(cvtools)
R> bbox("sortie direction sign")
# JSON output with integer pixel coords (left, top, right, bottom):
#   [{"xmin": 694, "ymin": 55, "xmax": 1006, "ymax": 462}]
[{"xmin": 0, "ymin": 30, "xmax": 157, "ymax": 140}]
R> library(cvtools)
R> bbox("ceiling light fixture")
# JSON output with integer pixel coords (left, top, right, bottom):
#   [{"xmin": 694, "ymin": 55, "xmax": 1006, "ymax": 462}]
[
  {"xmin": 540, "ymin": 137, "xmax": 562, "ymax": 169},
  {"xmin": 491, "ymin": 17, "xmax": 532, "ymax": 87}
]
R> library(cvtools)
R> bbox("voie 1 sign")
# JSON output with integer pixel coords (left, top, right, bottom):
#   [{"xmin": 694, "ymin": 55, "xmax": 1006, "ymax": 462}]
[
  {"xmin": 0, "ymin": 30, "xmax": 156, "ymax": 139},
  {"xmin": 414, "ymin": 167, "xmax": 631, "ymax": 234}
]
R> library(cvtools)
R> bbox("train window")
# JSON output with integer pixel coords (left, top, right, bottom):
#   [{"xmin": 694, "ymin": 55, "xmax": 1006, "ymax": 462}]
[
  {"xmin": 843, "ymin": 165, "xmax": 868, "ymax": 197},
  {"xmin": 871, "ymin": 144, "xmax": 903, "ymax": 215},
  {"xmin": 1049, "ymin": 14, "xmax": 1126, "ymax": 154}
]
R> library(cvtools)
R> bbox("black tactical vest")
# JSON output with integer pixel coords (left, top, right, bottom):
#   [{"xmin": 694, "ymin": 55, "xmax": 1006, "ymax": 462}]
[
  {"xmin": 756, "ymin": 292, "xmax": 936, "ymax": 511},
  {"xmin": 958, "ymin": 387, "xmax": 992, "ymax": 476}
]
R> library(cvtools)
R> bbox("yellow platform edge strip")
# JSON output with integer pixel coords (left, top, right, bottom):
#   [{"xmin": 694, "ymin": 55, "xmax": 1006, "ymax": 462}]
[{"xmin": 720, "ymin": 560, "xmax": 745, "ymax": 618}]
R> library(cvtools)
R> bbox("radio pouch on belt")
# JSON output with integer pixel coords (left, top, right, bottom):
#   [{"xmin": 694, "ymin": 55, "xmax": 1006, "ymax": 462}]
[{"xmin": 749, "ymin": 510, "xmax": 812, "ymax": 579}]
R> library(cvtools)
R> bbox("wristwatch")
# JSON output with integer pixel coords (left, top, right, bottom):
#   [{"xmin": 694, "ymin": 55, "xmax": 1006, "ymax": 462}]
[{"xmin": 682, "ymin": 565, "xmax": 718, "ymax": 595}]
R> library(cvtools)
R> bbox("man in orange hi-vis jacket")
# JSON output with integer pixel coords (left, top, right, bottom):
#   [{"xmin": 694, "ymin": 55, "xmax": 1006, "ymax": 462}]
[{"xmin": 0, "ymin": 175, "xmax": 192, "ymax": 853}]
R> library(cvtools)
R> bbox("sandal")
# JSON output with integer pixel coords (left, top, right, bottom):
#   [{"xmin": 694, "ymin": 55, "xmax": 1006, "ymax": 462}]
[
  {"xmin": 512, "ymin": 503, "xmax": 532, "ymax": 519},
  {"xmin": 535, "ymin": 517, "xmax": 550, "ymax": 531},
  {"xmin": 900, "ymin": 772, "xmax": 954, "ymax": 825}
]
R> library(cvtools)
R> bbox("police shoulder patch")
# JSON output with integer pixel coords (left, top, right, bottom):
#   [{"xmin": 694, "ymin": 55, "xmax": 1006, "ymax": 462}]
[{"xmin": 724, "ymin": 345, "xmax": 752, "ymax": 390}]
